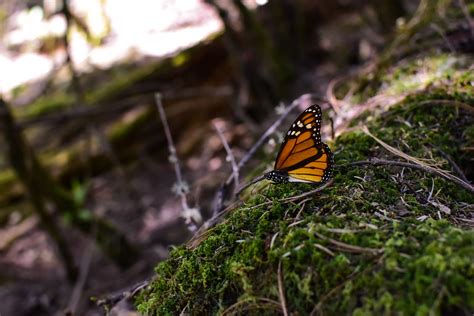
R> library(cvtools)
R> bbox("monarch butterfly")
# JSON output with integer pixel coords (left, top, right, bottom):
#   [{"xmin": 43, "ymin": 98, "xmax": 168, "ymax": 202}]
[{"xmin": 264, "ymin": 104, "xmax": 333, "ymax": 184}]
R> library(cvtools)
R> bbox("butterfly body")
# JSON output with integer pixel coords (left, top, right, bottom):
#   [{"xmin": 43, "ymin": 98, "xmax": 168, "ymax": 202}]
[{"xmin": 264, "ymin": 105, "xmax": 333, "ymax": 184}]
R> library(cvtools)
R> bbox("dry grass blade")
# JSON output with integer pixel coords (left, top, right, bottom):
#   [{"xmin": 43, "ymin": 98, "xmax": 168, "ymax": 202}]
[
  {"xmin": 314, "ymin": 232, "xmax": 383, "ymax": 255},
  {"xmin": 280, "ymin": 180, "xmax": 334, "ymax": 203},
  {"xmin": 221, "ymin": 297, "xmax": 282, "ymax": 315},
  {"xmin": 277, "ymin": 260, "xmax": 289, "ymax": 316},
  {"xmin": 361, "ymin": 126, "xmax": 473, "ymax": 193},
  {"xmin": 362, "ymin": 126, "xmax": 439, "ymax": 169},
  {"xmin": 314, "ymin": 243, "xmax": 336, "ymax": 257},
  {"xmin": 346, "ymin": 159, "xmax": 474, "ymax": 194},
  {"xmin": 245, "ymin": 180, "xmax": 334, "ymax": 211}
]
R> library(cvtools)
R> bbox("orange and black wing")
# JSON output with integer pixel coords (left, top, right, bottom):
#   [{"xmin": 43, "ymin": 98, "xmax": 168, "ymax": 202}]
[
  {"xmin": 272, "ymin": 104, "xmax": 333, "ymax": 183},
  {"xmin": 286, "ymin": 143, "xmax": 333, "ymax": 183}
]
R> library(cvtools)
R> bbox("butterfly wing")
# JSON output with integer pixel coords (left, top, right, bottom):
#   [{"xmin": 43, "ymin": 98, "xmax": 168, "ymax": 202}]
[
  {"xmin": 273, "ymin": 104, "xmax": 333, "ymax": 183},
  {"xmin": 287, "ymin": 143, "xmax": 333, "ymax": 183}
]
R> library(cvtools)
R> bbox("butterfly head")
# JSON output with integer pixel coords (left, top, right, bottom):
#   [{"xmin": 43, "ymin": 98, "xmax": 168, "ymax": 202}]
[{"xmin": 264, "ymin": 170, "xmax": 289, "ymax": 183}]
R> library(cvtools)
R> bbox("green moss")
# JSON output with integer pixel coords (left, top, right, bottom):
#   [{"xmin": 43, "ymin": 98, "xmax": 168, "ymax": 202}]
[
  {"xmin": 16, "ymin": 92, "xmax": 74, "ymax": 118},
  {"xmin": 377, "ymin": 53, "xmax": 472, "ymax": 97},
  {"xmin": 107, "ymin": 106, "xmax": 154, "ymax": 143},
  {"xmin": 0, "ymin": 169, "xmax": 15, "ymax": 185},
  {"xmin": 136, "ymin": 52, "xmax": 474, "ymax": 315},
  {"xmin": 0, "ymin": 169, "xmax": 22, "ymax": 205}
]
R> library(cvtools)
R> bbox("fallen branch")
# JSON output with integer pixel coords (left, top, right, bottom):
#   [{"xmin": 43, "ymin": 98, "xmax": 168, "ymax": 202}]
[{"xmin": 18, "ymin": 86, "xmax": 232, "ymax": 128}]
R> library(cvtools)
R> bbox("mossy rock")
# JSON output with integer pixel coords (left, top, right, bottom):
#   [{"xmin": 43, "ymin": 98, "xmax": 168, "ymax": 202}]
[{"xmin": 135, "ymin": 52, "xmax": 474, "ymax": 315}]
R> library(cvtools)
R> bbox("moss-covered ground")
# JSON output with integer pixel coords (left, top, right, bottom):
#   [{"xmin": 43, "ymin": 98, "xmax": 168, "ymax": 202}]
[{"xmin": 135, "ymin": 51, "xmax": 473, "ymax": 315}]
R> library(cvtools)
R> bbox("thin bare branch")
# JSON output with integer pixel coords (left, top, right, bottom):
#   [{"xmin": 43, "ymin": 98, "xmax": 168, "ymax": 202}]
[
  {"xmin": 67, "ymin": 244, "xmax": 95, "ymax": 313},
  {"xmin": 213, "ymin": 94, "xmax": 316, "ymax": 216},
  {"xmin": 213, "ymin": 122, "xmax": 240, "ymax": 194},
  {"xmin": 280, "ymin": 180, "xmax": 334, "ymax": 203},
  {"xmin": 155, "ymin": 93, "xmax": 183, "ymax": 186},
  {"xmin": 325, "ymin": 78, "xmax": 342, "ymax": 114},
  {"xmin": 154, "ymin": 93, "xmax": 202, "ymax": 228},
  {"xmin": 233, "ymin": 93, "xmax": 315, "ymax": 178},
  {"xmin": 430, "ymin": 23, "xmax": 456, "ymax": 52},
  {"xmin": 458, "ymin": 0, "xmax": 474, "ymax": 38},
  {"xmin": 236, "ymin": 175, "xmax": 265, "ymax": 196},
  {"xmin": 435, "ymin": 147, "xmax": 470, "ymax": 183},
  {"xmin": 95, "ymin": 280, "xmax": 149, "ymax": 310}
]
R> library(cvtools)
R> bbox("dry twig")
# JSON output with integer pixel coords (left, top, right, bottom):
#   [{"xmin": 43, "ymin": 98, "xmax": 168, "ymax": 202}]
[
  {"xmin": 325, "ymin": 78, "xmax": 343, "ymax": 115},
  {"xmin": 236, "ymin": 175, "xmax": 265, "ymax": 195},
  {"xmin": 231, "ymin": 93, "xmax": 315, "ymax": 181},
  {"xmin": 155, "ymin": 93, "xmax": 202, "ymax": 229},
  {"xmin": 213, "ymin": 122, "xmax": 240, "ymax": 194},
  {"xmin": 435, "ymin": 147, "xmax": 470, "ymax": 183},
  {"xmin": 67, "ymin": 244, "xmax": 95, "ymax": 313},
  {"xmin": 95, "ymin": 280, "xmax": 149, "ymax": 311},
  {"xmin": 458, "ymin": 0, "xmax": 474, "ymax": 38}
]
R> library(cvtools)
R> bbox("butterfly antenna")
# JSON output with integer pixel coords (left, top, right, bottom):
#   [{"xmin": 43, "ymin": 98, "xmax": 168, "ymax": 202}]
[{"xmin": 236, "ymin": 175, "xmax": 266, "ymax": 196}]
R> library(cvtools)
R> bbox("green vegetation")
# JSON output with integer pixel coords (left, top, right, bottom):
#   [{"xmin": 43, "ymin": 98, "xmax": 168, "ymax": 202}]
[{"xmin": 135, "ymin": 52, "xmax": 474, "ymax": 315}]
